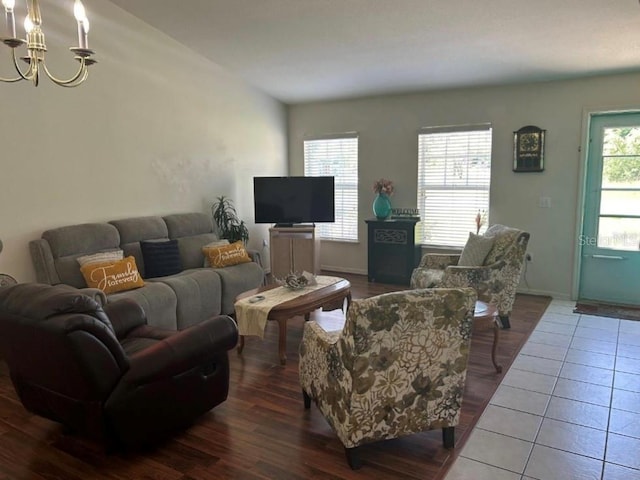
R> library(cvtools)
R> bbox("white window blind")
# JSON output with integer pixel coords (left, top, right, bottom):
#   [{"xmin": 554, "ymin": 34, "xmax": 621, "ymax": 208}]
[
  {"xmin": 417, "ymin": 125, "xmax": 492, "ymax": 247},
  {"xmin": 304, "ymin": 134, "xmax": 358, "ymax": 241}
]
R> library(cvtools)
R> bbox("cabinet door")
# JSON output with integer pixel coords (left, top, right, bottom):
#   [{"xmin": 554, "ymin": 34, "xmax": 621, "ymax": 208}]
[
  {"xmin": 271, "ymin": 235, "xmax": 293, "ymax": 279},
  {"xmin": 292, "ymin": 237, "xmax": 315, "ymax": 273}
]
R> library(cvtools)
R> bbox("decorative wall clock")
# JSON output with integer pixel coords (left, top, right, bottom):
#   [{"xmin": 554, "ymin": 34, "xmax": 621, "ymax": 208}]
[{"xmin": 513, "ymin": 125, "xmax": 545, "ymax": 172}]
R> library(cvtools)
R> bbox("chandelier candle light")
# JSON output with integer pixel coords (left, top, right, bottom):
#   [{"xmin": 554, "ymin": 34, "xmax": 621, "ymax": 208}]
[{"xmin": 1, "ymin": 0, "xmax": 96, "ymax": 87}]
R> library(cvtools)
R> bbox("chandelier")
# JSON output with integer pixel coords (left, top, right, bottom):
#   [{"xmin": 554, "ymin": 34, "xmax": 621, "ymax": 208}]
[{"xmin": 1, "ymin": 0, "xmax": 96, "ymax": 87}]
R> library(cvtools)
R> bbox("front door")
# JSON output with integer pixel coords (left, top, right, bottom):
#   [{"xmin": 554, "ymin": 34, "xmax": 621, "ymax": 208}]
[{"xmin": 579, "ymin": 112, "xmax": 640, "ymax": 306}]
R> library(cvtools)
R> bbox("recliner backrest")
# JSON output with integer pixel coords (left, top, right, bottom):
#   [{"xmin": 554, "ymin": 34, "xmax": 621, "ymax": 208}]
[{"xmin": 0, "ymin": 284, "xmax": 129, "ymax": 401}]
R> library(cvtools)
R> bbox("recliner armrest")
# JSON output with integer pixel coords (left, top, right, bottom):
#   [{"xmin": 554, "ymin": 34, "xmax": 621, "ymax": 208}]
[{"xmin": 122, "ymin": 315, "xmax": 238, "ymax": 386}]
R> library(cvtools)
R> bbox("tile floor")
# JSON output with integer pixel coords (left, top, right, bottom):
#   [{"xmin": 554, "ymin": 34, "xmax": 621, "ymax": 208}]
[{"xmin": 445, "ymin": 299, "xmax": 640, "ymax": 480}]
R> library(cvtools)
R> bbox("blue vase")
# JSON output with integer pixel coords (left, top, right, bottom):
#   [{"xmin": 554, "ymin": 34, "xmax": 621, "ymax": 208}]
[{"xmin": 373, "ymin": 193, "xmax": 392, "ymax": 220}]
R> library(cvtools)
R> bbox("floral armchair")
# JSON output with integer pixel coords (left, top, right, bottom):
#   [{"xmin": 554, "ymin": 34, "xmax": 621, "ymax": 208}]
[
  {"xmin": 410, "ymin": 224, "xmax": 530, "ymax": 329},
  {"xmin": 299, "ymin": 287, "xmax": 476, "ymax": 470}
]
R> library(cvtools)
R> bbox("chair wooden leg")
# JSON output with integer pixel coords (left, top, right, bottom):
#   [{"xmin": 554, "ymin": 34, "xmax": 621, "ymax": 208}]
[
  {"xmin": 302, "ymin": 390, "xmax": 311, "ymax": 409},
  {"xmin": 442, "ymin": 427, "xmax": 455, "ymax": 449},
  {"xmin": 345, "ymin": 447, "xmax": 362, "ymax": 470},
  {"xmin": 499, "ymin": 315, "xmax": 511, "ymax": 329}
]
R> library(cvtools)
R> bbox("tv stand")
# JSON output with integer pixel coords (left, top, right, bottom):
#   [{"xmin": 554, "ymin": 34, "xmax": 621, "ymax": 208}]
[
  {"xmin": 273, "ymin": 223, "xmax": 316, "ymax": 228},
  {"xmin": 269, "ymin": 226, "xmax": 320, "ymax": 279}
]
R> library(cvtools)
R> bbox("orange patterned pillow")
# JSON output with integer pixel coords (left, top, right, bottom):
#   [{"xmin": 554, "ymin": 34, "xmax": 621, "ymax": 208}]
[
  {"xmin": 80, "ymin": 256, "xmax": 145, "ymax": 294},
  {"xmin": 203, "ymin": 241, "xmax": 251, "ymax": 268}
]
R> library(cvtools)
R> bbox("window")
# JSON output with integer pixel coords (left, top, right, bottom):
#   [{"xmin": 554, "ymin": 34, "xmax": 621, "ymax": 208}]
[
  {"xmin": 304, "ymin": 134, "xmax": 358, "ymax": 241},
  {"xmin": 417, "ymin": 124, "xmax": 492, "ymax": 247}
]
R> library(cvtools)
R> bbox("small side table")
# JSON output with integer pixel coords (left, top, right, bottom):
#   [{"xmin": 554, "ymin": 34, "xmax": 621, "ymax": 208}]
[{"xmin": 474, "ymin": 300, "xmax": 503, "ymax": 374}]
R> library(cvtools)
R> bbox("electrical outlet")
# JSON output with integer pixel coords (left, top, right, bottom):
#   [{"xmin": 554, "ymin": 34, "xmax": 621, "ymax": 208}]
[
  {"xmin": 526, "ymin": 253, "xmax": 532, "ymax": 262},
  {"xmin": 262, "ymin": 239, "xmax": 268, "ymax": 247}
]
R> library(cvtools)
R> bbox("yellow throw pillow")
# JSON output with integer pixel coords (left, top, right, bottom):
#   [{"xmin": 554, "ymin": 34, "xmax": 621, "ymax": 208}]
[
  {"xmin": 80, "ymin": 256, "xmax": 145, "ymax": 294},
  {"xmin": 203, "ymin": 241, "xmax": 251, "ymax": 268}
]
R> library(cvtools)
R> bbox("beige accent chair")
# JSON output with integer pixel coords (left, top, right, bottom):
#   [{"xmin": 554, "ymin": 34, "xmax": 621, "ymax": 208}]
[
  {"xmin": 410, "ymin": 224, "xmax": 530, "ymax": 329},
  {"xmin": 299, "ymin": 287, "xmax": 476, "ymax": 469}
]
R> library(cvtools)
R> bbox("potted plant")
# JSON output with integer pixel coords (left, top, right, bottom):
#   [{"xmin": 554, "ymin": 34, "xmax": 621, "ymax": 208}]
[{"xmin": 212, "ymin": 196, "xmax": 249, "ymax": 244}]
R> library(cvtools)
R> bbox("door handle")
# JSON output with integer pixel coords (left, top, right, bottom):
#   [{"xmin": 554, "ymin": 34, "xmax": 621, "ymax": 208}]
[{"xmin": 590, "ymin": 254, "xmax": 626, "ymax": 260}]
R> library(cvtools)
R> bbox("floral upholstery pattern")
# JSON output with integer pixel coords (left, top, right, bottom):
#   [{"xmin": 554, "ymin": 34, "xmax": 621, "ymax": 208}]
[
  {"xmin": 299, "ymin": 287, "xmax": 476, "ymax": 451},
  {"xmin": 410, "ymin": 225, "xmax": 530, "ymax": 320}
]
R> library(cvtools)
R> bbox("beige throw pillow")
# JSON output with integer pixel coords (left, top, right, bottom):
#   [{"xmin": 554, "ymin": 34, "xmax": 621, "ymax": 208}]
[
  {"xmin": 458, "ymin": 232, "xmax": 495, "ymax": 266},
  {"xmin": 77, "ymin": 249, "xmax": 124, "ymax": 267}
]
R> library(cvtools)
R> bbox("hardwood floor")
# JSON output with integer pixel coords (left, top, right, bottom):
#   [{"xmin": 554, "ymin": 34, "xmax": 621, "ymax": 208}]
[{"xmin": 0, "ymin": 273, "xmax": 550, "ymax": 479}]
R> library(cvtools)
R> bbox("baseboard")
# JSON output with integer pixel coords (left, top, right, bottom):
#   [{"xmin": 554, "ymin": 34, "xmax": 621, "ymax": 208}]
[
  {"xmin": 320, "ymin": 264, "xmax": 368, "ymax": 276},
  {"xmin": 517, "ymin": 287, "xmax": 571, "ymax": 301}
]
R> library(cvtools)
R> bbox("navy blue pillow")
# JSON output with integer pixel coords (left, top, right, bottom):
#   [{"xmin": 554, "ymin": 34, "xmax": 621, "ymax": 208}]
[{"xmin": 140, "ymin": 239, "xmax": 183, "ymax": 278}]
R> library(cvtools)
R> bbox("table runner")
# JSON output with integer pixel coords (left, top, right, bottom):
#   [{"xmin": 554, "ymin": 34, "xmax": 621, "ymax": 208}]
[{"xmin": 234, "ymin": 275, "xmax": 343, "ymax": 338}]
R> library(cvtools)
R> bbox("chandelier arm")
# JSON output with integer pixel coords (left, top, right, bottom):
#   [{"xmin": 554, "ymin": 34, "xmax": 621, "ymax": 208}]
[
  {"xmin": 40, "ymin": 58, "xmax": 88, "ymax": 87},
  {"xmin": 52, "ymin": 67, "xmax": 88, "ymax": 88},
  {"xmin": 0, "ymin": 72, "xmax": 24, "ymax": 82},
  {"xmin": 9, "ymin": 48, "xmax": 35, "ymax": 81}
]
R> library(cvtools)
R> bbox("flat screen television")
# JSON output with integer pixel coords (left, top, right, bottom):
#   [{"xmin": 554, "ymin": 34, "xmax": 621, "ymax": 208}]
[{"xmin": 253, "ymin": 176, "xmax": 335, "ymax": 226}]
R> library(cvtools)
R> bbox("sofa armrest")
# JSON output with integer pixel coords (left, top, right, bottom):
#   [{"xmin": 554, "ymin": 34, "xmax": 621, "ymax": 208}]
[
  {"xmin": 418, "ymin": 253, "xmax": 460, "ymax": 270},
  {"xmin": 246, "ymin": 248, "xmax": 263, "ymax": 268},
  {"xmin": 29, "ymin": 239, "xmax": 60, "ymax": 284},
  {"xmin": 299, "ymin": 321, "xmax": 350, "ymax": 405},
  {"xmin": 122, "ymin": 315, "xmax": 238, "ymax": 385},
  {"xmin": 441, "ymin": 260, "xmax": 507, "ymax": 288}
]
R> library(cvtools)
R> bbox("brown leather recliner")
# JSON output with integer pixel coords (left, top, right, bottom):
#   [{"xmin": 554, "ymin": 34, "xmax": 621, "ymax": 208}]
[{"xmin": 0, "ymin": 283, "xmax": 238, "ymax": 449}]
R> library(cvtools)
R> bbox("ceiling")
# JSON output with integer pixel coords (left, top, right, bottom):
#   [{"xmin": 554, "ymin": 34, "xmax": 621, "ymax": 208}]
[{"xmin": 108, "ymin": 0, "xmax": 640, "ymax": 104}]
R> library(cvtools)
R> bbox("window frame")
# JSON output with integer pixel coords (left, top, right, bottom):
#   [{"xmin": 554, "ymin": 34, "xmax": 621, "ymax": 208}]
[
  {"xmin": 417, "ymin": 124, "xmax": 492, "ymax": 248},
  {"xmin": 303, "ymin": 133, "xmax": 359, "ymax": 242}
]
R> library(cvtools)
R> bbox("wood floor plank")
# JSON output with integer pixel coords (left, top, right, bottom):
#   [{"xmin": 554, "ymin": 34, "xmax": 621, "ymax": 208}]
[{"xmin": 0, "ymin": 273, "xmax": 550, "ymax": 479}]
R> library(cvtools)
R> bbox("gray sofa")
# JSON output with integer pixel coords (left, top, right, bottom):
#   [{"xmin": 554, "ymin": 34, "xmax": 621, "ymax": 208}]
[{"xmin": 29, "ymin": 212, "xmax": 264, "ymax": 330}]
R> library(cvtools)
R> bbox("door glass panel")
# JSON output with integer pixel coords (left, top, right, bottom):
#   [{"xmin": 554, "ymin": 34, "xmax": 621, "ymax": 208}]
[
  {"xmin": 600, "ymin": 190, "xmax": 640, "ymax": 216},
  {"xmin": 602, "ymin": 127, "xmax": 640, "ymax": 188},
  {"xmin": 597, "ymin": 217, "xmax": 640, "ymax": 250},
  {"xmin": 602, "ymin": 156, "xmax": 640, "ymax": 188}
]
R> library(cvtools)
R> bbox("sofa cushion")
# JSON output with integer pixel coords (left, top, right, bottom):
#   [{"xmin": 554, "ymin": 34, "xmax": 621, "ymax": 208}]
[
  {"xmin": 81, "ymin": 257, "xmax": 145, "ymax": 294},
  {"xmin": 108, "ymin": 282, "xmax": 179, "ymax": 330},
  {"xmin": 40, "ymin": 223, "xmax": 121, "ymax": 287},
  {"xmin": 109, "ymin": 216, "xmax": 169, "ymax": 277},
  {"xmin": 43, "ymin": 223, "xmax": 120, "ymax": 259},
  {"xmin": 163, "ymin": 213, "xmax": 213, "ymax": 238},
  {"xmin": 176, "ymin": 233, "xmax": 220, "ymax": 269},
  {"xmin": 140, "ymin": 240, "xmax": 183, "ymax": 278},
  {"xmin": 148, "ymin": 269, "xmax": 223, "ymax": 329},
  {"xmin": 458, "ymin": 233, "xmax": 495, "ymax": 266},
  {"xmin": 203, "ymin": 241, "xmax": 251, "ymax": 268}
]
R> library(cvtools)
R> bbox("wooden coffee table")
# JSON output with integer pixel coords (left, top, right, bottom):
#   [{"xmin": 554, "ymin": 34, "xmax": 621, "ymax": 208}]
[
  {"xmin": 235, "ymin": 278, "xmax": 351, "ymax": 365},
  {"xmin": 475, "ymin": 300, "xmax": 502, "ymax": 373}
]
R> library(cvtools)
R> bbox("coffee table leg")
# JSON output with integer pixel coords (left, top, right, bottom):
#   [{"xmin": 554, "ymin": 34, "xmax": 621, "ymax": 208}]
[
  {"xmin": 237, "ymin": 335, "xmax": 245, "ymax": 355},
  {"xmin": 278, "ymin": 318, "xmax": 287, "ymax": 365},
  {"xmin": 491, "ymin": 317, "xmax": 503, "ymax": 373}
]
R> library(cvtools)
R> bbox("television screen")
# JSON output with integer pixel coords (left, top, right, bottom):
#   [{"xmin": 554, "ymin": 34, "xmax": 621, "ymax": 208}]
[{"xmin": 253, "ymin": 176, "xmax": 335, "ymax": 225}]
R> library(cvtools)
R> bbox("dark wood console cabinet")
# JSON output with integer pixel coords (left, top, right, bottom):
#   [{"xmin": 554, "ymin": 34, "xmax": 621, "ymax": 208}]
[{"xmin": 366, "ymin": 218, "xmax": 421, "ymax": 285}]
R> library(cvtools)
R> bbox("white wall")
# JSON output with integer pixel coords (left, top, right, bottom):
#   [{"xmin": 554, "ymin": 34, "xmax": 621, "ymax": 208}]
[
  {"xmin": 288, "ymin": 72, "xmax": 640, "ymax": 299},
  {"xmin": 0, "ymin": 0, "xmax": 287, "ymax": 281}
]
